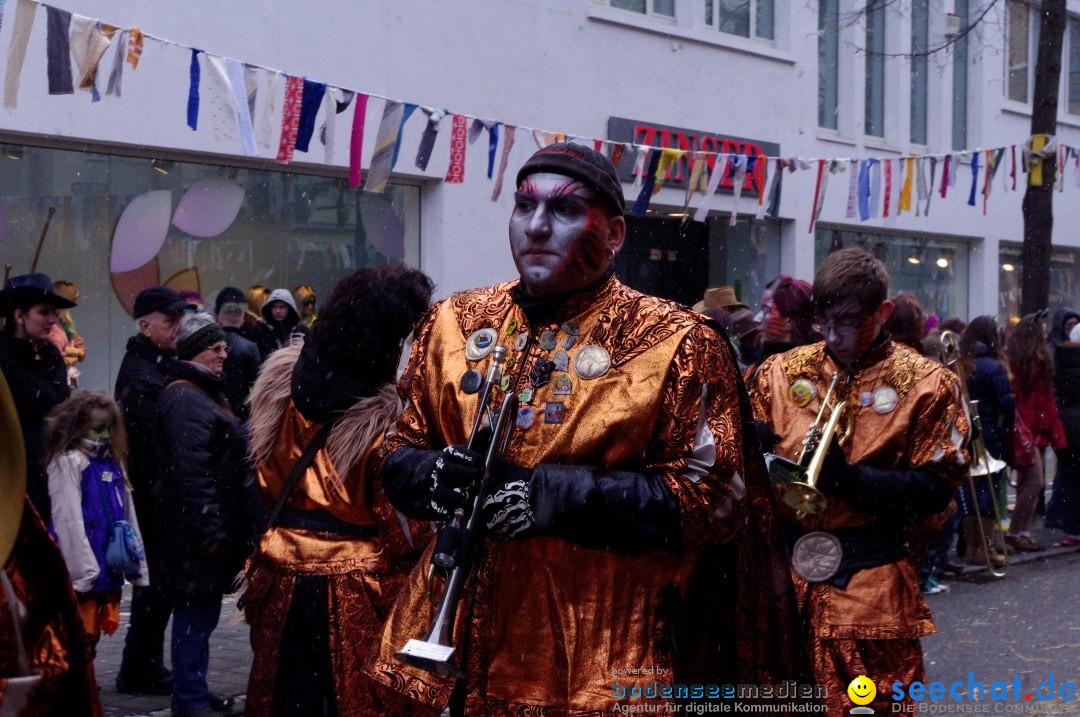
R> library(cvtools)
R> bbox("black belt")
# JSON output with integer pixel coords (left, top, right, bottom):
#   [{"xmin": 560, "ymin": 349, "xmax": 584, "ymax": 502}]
[
  {"xmin": 783, "ymin": 520, "xmax": 909, "ymax": 589},
  {"xmin": 274, "ymin": 506, "xmax": 379, "ymax": 538}
]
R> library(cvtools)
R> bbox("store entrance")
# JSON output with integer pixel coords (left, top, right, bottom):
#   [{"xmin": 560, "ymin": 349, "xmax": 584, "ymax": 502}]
[{"xmin": 615, "ymin": 215, "xmax": 709, "ymax": 307}]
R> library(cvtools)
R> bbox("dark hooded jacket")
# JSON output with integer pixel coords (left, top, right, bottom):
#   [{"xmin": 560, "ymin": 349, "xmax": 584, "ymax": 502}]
[
  {"xmin": 969, "ymin": 341, "xmax": 1015, "ymax": 460},
  {"xmin": 254, "ymin": 289, "xmax": 309, "ymax": 360},
  {"xmin": 1054, "ymin": 341, "xmax": 1080, "ymax": 448},
  {"xmin": 222, "ymin": 326, "xmax": 261, "ymax": 419},
  {"xmin": 155, "ymin": 360, "xmax": 250, "ymax": 597},
  {"xmin": 0, "ymin": 334, "xmax": 69, "ymax": 517},
  {"xmin": 1050, "ymin": 307, "xmax": 1080, "ymax": 351}
]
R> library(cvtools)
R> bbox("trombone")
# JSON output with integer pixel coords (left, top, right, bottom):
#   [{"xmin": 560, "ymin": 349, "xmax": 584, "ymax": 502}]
[
  {"xmin": 396, "ymin": 346, "xmax": 520, "ymax": 677},
  {"xmin": 939, "ymin": 330, "xmax": 1008, "ymax": 577},
  {"xmin": 766, "ymin": 372, "xmax": 852, "ymax": 518}
]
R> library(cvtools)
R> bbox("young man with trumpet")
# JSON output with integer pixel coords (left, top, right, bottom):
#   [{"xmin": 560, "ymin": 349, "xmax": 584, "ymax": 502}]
[
  {"xmin": 367, "ymin": 144, "xmax": 804, "ymax": 715},
  {"xmin": 749, "ymin": 247, "xmax": 969, "ymax": 715}
]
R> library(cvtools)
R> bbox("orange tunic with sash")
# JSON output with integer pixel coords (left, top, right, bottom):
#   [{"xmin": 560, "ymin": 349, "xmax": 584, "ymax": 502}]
[
  {"xmin": 750, "ymin": 340, "xmax": 969, "ymax": 714},
  {"xmin": 367, "ymin": 276, "xmax": 782, "ymax": 715}
]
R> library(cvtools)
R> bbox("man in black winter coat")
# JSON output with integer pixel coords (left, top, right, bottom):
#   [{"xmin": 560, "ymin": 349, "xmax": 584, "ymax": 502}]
[
  {"xmin": 113, "ymin": 286, "xmax": 193, "ymax": 696},
  {"xmin": 0, "ymin": 273, "xmax": 75, "ymax": 519},
  {"xmin": 214, "ymin": 287, "xmax": 261, "ymax": 419}
]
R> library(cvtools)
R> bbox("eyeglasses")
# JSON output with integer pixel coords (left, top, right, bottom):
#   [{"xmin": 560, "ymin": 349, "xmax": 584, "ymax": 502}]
[
  {"xmin": 811, "ymin": 313, "xmax": 866, "ymax": 337},
  {"xmin": 208, "ymin": 343, "xmax": 228, "ymax": 355}
]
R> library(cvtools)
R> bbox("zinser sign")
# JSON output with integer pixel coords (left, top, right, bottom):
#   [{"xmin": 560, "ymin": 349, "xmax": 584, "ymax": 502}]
[{"xmin": 608, "ymin": 117, "xmax": 780, "ymax": 193}]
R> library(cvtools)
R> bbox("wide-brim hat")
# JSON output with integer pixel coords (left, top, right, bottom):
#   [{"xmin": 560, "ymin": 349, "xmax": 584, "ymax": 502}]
[
  {"xmin": 0, "ymin": 372, "xmax": 26, "ymax": 565},
  {"xmin": 692, "ymin": 286, "xmax": 749, "ymax": 313},
  {"xmin": 0, "ymin": 272, "xmax": 77, "ymax": 310}
]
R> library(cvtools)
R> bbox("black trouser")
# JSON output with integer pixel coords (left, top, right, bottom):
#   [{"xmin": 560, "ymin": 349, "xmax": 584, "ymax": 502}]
[
  {"xmin": 273, "ymin": 575, "xmax": 337, "ymax": 717},
  {"xmin": 119, "ymin": 489, "xmax": 174, "ymax": 679}
]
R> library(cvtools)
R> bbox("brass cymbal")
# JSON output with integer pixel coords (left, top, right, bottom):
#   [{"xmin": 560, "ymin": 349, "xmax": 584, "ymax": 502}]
[{"xmin": 0, "ymin": 372, "xmax": 26, "ymax": 566}]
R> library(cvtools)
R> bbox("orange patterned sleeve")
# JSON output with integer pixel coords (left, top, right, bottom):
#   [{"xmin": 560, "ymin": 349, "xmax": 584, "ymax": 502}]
[
  {"xmin": 647, "ymin": 323, "xmax": 747, "ymax": 549},
  {"xmin": 907, "ymin": 367, "xmax": 971, "ymax": 488}
]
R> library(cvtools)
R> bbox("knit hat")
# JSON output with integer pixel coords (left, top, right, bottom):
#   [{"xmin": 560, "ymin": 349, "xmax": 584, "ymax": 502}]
[
  {"xmin": 516, "ymin": 143, "xmax": 626, "ymax": 216},
  {"xmin": 176, "ymin": 320, "xmax": 226, "ymax": 360}
]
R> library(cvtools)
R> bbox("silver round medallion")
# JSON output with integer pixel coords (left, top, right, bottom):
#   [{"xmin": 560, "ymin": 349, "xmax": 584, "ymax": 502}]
[{"xmin": 791, "ymin": 531, "xmax": 843, "ymax": 583}]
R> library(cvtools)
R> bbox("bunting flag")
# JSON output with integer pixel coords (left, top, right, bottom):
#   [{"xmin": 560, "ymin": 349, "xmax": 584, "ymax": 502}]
[
  {"xmin": 105, "ymin": 28, "xmax": 126, "ymax": 97},
  {"xmin": 348, "ymin": 92, "xmax": 370, "ymax": 187},
  {"xmin": 274, "ymin": 75, "xmax": 305, "ymax": 164},
  {"xmin": 914, "ymin": 158, "xmax": 927, "ymax": 217},
  {"xmin": 255, "ymin": 69, "xmax": 280, "ymax": 150},
  {"xmin": 684, "ymin": 152, "xmax": 708, "ymax": 217},
  {"xmin": 186, "ymin": 49, "xmax": 201, "ymax": 130},
  {"xmin": 226, "ymin": 59, "xmax": 256, "ymax": 155},
  {"xmin": 765, "ymin": 159, "xmax": 784, "ymax": 218},
  {"xmin": 70, "ymin": 15, "xmax": 111, "ymax": 97},
  {"xmin": 445, "ymin": 113, "xmax": 468, "ymax": 184},
  {"xmin": 415, "ymin": 107, "xmax": 446, "ymax": 170},
  {"xmin": 808, "ymin": 159, "xmax": 825, "ymax": 234},
  {"xmin": 982, "ymin": 150, "xmax": 993, "ymax": 214},
  {"xmin": 491, "ymin": 124, "xmax": 517, "ymax": 201},
  {"xmin": 45, "ymin": 7, "xmax": 73, "ymax": 95},
  {"xmin": 320, "ymin": 88, "xmax": 353, "ymax": 164},
  {"xmin": 729, "ymin": 156, "xmax": 748, "ymax": 227},
  {"xmin": 390, "ymin": 103, "xmax": 418, "ymax": 170},
  {"xmin": 631, "ymin": 149, "xmax": 649, "ymax": 189},
  {"xmin": 925, "ymin": 157, "xmax": 937, "ymax": 215},
  {"xmin": 753, "ymin": 156, "xmax": 768, "ymax": 208},
  {"xmin": 202, "ymin": 54, "xmax": 239, "ymax": 141},
  {"xmin": 126, "ymin": 26, "xmax": 143, "ymax": 68},
  {"xmin": 940, "ymin": 155, "xmax": 950, "ymax": 198},
  {"xmin": 294, "ymin": 79, "xmax": 327, "ymax": 153},
  {"xmin": 610, "ymin": 143, "xmax": 626, "ymax": 169},
  {"xmin": 693, "ymin": 154, "xmax": 727, "ymax": 223},
  {"xmin": 4, "ymin": 0, "xmax": 37, "ymax": 109},
  {"xmin": 1011, "ymin": 145, "xmax": 1017, "ymax": 191},
  {"xmin": 967, "ymin": 152, "xmax": 979, "ymax": 206},
  {"xmin": 366, "ymin": 100, "xmax": 405, "ymax": 193},
  {"xmin": 486, "ymin": 123, "xmax": 500, "ymax": 178},
  {"xmin": 898, "ymin": 157, "xmax": 914, "ymax": 213},
  {"xmin": 856, "ymin": 160, "xmax": 871, "ymax": 221},
  {"xmin": 845, "ymin": 158, "xmax": 859, "ymax": 219},
  {"xmin": 632, "ymin": 149, "xmax": 663, "ymax": 216},
  {"xmin": 882, "ymin": 159, "xmax": 891, "ymax": 217},
  {"xmin": 653, "ymin": 148, "xmax": 685, "ymax": 193},
  {"xmin": 868, "ymin": 159, "xmax": 881, "ymax": 218}
]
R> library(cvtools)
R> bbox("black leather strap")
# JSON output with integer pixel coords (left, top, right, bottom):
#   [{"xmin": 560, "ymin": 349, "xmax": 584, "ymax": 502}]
[{"xmin": 264, "ymin": 421, "xmax": 336, "ymax": 532}]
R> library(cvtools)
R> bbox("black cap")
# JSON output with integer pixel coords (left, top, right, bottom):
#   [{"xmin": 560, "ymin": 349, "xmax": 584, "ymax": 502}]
[
  {"xmin": 214, "ymin": 286, "xmax": 245, "ymax": 314},
  {"xmin": 0, "ymin": 272, "xmax": 76, "ymax": 310},
  {"xmin": 133, "ymin": 286, "xmax": 195, "ymax": 319},
  {"xmin": 516, "ymin": 143, "xmax": 626, "ymax": 216}
]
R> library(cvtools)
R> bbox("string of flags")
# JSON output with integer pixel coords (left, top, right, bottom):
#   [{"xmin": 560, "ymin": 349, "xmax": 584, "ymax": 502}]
[{"xmin": 3, "ymin": 0, "xmax": 1078, "ymax": 230}]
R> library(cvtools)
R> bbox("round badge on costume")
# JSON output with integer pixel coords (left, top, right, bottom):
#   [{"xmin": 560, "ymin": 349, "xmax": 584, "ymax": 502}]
[
  {"xmin": 518, "ymin": 388, "xmax": 534, "ymax": 404},
  {"xmin": 859, "ymin": 391, "xmax": 874, "ymax": 408},
  {"xmin": 562, "ymin": 335, "xmax": 576, "ymax": 350},
  {"xmin": 465, "ymin": 328, "xmax": 498, "ymax": 361},
  {"xmin": 516, "ymin": 407, "xmax": 536, "ymax": 430},
  {"xmin": 872, "ymin": 386, "xmax": 899, "ymax": 414},
  {"xmin": 553, "ymin": 350, "xmax": 570, "ymax": 372},
  {"xmin": 514, "ymin": 333, "xmax": 528, "ymax": 351},
  {"xmin": 459, "ymin": 369, "xmax": 483, "ymax": 395},
  {"xmin": 539, "ymin": 330, "xmax": 557, "ymax": 351},
  {"xmin": 788, "ymin": 379, "xmax": 816, "ymax": 408},
  {"xmin": 791, "ymin": 531, "xmax": 843, "ymax": 583},
  {"xmin": 573, "ymin": 345, "xmax": 611, "ymax": 380}
]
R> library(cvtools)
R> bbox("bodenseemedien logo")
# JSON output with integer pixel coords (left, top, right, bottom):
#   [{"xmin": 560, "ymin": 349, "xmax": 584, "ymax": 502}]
[{"xmin": 848, "ymin": 675, "xmax": 876, "ymax": 714}]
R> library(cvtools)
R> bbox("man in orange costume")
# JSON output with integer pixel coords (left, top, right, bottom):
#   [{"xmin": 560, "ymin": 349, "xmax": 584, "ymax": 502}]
[
  {"xmin": 750, "ymin": 248, "xmax": 969, "ymax": 714},
  {"xmin": 366, "ymin": 144, "xmax": 805, "ymax": 715}
]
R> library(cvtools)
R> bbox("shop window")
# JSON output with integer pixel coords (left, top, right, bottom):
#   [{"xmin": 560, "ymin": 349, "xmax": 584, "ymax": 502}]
[
  {"xmin": 0, "ymin": 143, "xmax": 420, "ymax": 391},
  {"xmin": 815, "ymin": 226, "xmax": 970, "ymax": 320},
  {"xmin": 999, "ymin": 244, "xmax": 1080, "ymax": 325}
]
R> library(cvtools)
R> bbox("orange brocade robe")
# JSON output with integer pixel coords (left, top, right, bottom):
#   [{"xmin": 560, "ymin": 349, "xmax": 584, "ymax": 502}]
[
  {"xmin": 750, "ymin": 340, "xmax": 970, "ymax": 714},
  {"xmin": 243, "ymin": 344, "xmax": 431, "ymax": 717},
  {"xmin": 367, "ymin": 276, "xmax": 806, "ymax": 715}
]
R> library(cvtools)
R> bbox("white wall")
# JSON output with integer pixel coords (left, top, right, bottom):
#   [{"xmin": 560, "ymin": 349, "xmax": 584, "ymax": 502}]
[{"xmin": 2, "ymin": 0, "xmax": 1079, "ymax": 312}]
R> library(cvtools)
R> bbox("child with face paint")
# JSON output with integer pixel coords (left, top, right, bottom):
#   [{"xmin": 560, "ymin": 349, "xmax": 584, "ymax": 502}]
[
  {"xmin": 749, "ymin": 247, "xmax": 970, "ymax": 715},
  {"xmin": 43, "ymin": 391, "xmax": 148, "ymax": 655}
]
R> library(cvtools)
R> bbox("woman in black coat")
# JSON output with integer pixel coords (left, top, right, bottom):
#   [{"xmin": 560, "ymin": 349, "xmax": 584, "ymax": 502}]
[
  {"xmin": 155, "ymin": 312, "xmax": 248, "ymax": 717},
  {"xmin": 0, "ymin": 273, "xmax": 75, "ymax": 519}
]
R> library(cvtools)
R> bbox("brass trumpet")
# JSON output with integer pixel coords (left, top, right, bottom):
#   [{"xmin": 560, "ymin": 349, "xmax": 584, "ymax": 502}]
[
  {"xmin": 766, "ymin": 372, "xmax": 851, "ymax": 518},
  {"xmin": 396, "ymin": 346, "xmax": 520, "ymax": 677},
  {"xmin": 939, "ymin": 330, "xmax": 1008, "ymax": 577}
]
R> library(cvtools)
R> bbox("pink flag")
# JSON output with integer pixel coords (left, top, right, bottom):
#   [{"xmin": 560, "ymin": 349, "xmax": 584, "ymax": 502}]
[
  {"xmin": 445, "ymin": 114, "xmax": 467, "ymax": 184},
  {"xmin": 349, "ymin": 93, "xmax": 370, "ymax": 187}
]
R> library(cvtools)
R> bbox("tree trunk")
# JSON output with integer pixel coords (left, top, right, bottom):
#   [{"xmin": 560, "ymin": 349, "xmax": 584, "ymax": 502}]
[{"xmin": 1021, "ymin": 0, "xmax": 1066, "ymax": 316}]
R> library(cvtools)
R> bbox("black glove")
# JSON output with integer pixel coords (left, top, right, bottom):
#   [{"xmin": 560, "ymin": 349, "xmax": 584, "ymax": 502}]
[
  {"xmin": 430, "ymin": 444, "xmax": 483, "ymax": 518},
  {"xmin": 818, "ymin": 441, "xmax": 859, "ymax": 498},
  {"xmin": 481, "ymin": 461, "xmax": 536, "ymax": 538},
  {"xmin": 755, "ymin": 419, "xmax": 782, "ymax": 453}
]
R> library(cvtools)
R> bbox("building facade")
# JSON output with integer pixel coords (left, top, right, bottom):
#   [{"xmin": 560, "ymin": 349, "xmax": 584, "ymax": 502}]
[{"xmin": 1, "ymin": 0, "xmax": 1079, "ymax": 389}]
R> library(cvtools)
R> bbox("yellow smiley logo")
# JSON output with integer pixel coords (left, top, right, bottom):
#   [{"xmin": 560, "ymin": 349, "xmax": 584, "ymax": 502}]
[{"xmin": 847, "ymin": 675, "xmax": 876, "ymax": 706}]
